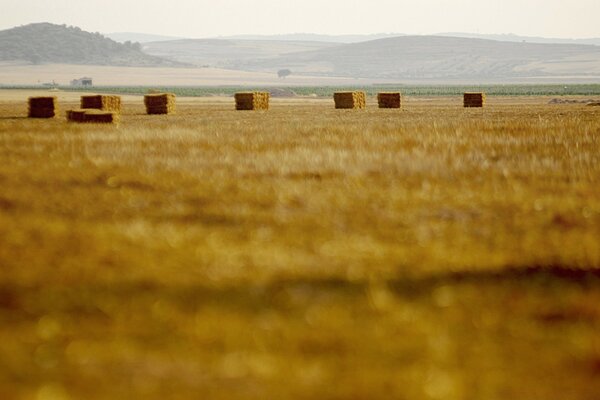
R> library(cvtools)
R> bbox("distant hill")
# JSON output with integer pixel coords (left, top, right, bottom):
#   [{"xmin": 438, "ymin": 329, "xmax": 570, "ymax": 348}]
[
  {"xmin": 0, "ymin": 23, "xmax": 183, "ymax": 66},
  {"xmin": 142, "ymin": 39, "xmax": 338, "ymax": 68},
  {"xmin": 234, "ymin": 35, "xmax": 600, "ymax": 80},
  {"xmin": 106, "ymin": 32, "xmax": 183, "ymax": 43},
  {"xmin": 146, "ymin": 32, "xmax": 600, "ymax": 46},
  {"xmin": 109, "ymin": 32, "xmax": 404, "ymax": 44},
  {"xmin": 222, "ymin": 33, "xmax": 600, "ymax": 46},
  {"xmin": 4, "ymin": 24, "xmax": 600, "ymax": 82},
  {"xmin": 438, "ymin": 32, "xmax": 600, "ymax": 47},
  {"xmin": 215, "ymin": 33, "xmax": 404, "ymax": 43}
]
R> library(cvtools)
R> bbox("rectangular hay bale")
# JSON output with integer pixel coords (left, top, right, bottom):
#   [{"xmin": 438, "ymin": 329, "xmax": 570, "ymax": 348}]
[
  {"xmin": 66, "ymin": 109, "xmax": 87, "ymax": 122},
  {"xmin": 80, "ymin": 95, "xmax": 122, "ymax": 112},
  {"xmin": 334, "ymin": 92, "xmax": 366, "ymax": 109},
  {"xmin": 464, "ymin": 92, "xmax": 486, "ymax": 108},
  {"xmin": 28, "ymin": 96, "xmax": 58, "ymax": 118},
  {"xmin": 83, "ymin": 110, "xmax": 119, "ymax": 124},
  {"xmin": 146, "ymin": 106, "xmax": 175, "ymax": 115},
  {"xmin": 377, "ymin": 92, "xmax": 402, "ymax": 109},
  {"xmin": 234, "ymin": 92, "xmax": 270, "ymax": 110},
  {"xmin": 144, "ymin": 93, "xmax": 176, "ymax": 114},
  {"xmin": 66, "ymin": 109, "xmax": 118, "ymax": 124},
  {"xmin": 28, "ymin": 108, "xmax": 57, "ymax": 118}
]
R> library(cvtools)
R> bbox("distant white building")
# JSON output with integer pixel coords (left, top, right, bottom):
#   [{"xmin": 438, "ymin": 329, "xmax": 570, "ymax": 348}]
[{"xmin": 70, "ymin": 77, "xmax": 93, "ymax": 87}]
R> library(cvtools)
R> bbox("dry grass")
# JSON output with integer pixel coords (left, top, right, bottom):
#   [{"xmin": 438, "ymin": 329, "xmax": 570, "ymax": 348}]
[{"xmin": 1, "ymin": 91, "xmax": 600, "ymax": 399}]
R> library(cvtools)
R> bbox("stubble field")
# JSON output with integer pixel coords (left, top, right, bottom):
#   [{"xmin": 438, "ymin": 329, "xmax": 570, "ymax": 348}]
[{"xmin": 1, "ymin": 90, "xmax": 600, "ymax": 399}]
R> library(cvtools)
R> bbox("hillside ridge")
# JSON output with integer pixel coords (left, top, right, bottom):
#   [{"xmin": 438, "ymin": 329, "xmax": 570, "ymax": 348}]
[
  {"xmin": 0, "ymin": 23, "xmax": 184, "ymax": 67},
  {"xmin": 234, "ymin": 35, "xmax": 600, "ymax": 80}
]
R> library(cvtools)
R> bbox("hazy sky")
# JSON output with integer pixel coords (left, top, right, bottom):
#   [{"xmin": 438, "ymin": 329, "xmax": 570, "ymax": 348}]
[{"xmin": 1, "ymin": 0, "xmax": 599, "ymax": 38}]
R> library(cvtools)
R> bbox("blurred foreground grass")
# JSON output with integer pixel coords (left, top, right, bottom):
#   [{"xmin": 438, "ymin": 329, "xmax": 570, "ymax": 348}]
[{"xmin": 0, "ymin": 92, "xmax": 600, "ymax": 399}]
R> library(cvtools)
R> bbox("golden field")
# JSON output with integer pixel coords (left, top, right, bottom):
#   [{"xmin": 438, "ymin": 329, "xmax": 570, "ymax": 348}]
[{"xmin": 1, "ymin": 90, "xmax": 600, "ymax": 399}]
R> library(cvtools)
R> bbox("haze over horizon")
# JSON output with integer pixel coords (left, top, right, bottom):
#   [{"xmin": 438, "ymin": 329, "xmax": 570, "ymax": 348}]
[{"xmin": 1, "ymin": 0, "xmax": 599, "ymax": 40}]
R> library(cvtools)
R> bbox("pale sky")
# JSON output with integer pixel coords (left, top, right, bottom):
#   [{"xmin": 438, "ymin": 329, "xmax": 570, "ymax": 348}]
[{"xmin": 1, "ymin": 0, "xmax": 599, "ymax": 38}]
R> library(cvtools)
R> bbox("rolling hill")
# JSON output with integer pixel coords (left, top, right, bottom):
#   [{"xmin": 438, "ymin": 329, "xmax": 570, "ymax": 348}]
[
  {"xmin": 3, "ymin": 23, "xmax": 600, "ymax": 82},
  {"xmin": 127, "ymin": 32, "xmax": 600, "ymax": 46},
  {"xmin": 438, "ymin": 32, "xmax": 600, "ymax": 46},
  {"xmin": 140, "ymin": 34, "xmax": 600, "ymax": 81},
  {"xmin": 0, "ymin": 23, "xmax": 183, "ymax": 67},
  {"xmin": 105, "ymin": 32, "xmax": 184, "ymax": 43},
  {"xmin": 235, "ymin": 36, "xmax": 600, "ymax": 80},
  {"xmin": 142, "ymin": 39, "xmax": 338, "ymax": 68}
]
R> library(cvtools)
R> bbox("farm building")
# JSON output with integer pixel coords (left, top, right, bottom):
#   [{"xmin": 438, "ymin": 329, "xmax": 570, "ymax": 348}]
[{"xmin": 70, "ymin": 77, "xmax": 93, "ymax": 87}]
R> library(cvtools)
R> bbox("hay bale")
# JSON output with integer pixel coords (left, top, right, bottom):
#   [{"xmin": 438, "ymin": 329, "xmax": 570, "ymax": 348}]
[
  {"xmin": 28, "ymin": 96, "xmax": 58, "ymax": 118},
  {"xmin": 80, "ymin": 95, "xmax": 121, "ymax": 112},
  {"xmin": 66, "ymin": 109, "xmax": 87, "ymax": 123},
  {"xmin": 66, "ymin": 109, "xmax": 119, "ymax": 124},
  {"xmin": 144, "ymin": 93, "xmax": 176, "ymax": 115},
  {"xmin": 464, "ymin": 92, "xmax": 486, "ymax": 108},
  {"xmin": 334, "ymin": 92, "xmax": 366, "ymax": 109},
  {"xmin": 235, "ymin": 92, "xmax": 270, "ymax": 110},
  {"xmin": 83, "ymin": 110, "xmax": 119, "ymax": 124},
  {"xmin": 377, "ymin": 92, "xmax": 402, "ymax": 109}
]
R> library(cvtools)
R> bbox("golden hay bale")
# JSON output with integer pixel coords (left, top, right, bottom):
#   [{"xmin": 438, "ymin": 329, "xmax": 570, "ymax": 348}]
[
  {"xmin": 334, "ymin": 92, "xmax": 366, "ymax": 109},
  {"xmin": 80, "ymin": 95, "xmax": 122, "ymax": 112},
  {"xmin": 66, "ymin": 109, "xmax": 87, "ymax": 123},
  {"xmin": 66, "ymin": 109, "xmax": 119, "ymax": 124},
  {"xmin": 146, "ymin": 106, "xmax": 175, "ymax": 115},
  {"xmin": 82, "ymin": 110, "xmax": 119, "ymax": 124},
  {"xmin": 464, "ymin": 92, "xmax": 486, "ymax": 108},
  {"xmin": 235, "ymin": 92, "xmax": 270, "ymax": 110},
  {"xmin": 28, "ymin": 96, "xmax": 58, "ymax": 118},
  {"xmin": 144, "ymin": 93, "xmax": 176, "ymax": 114},
  {"xmin": 377, "ymin": 92, "xmax": 402, "ymax": 109}
]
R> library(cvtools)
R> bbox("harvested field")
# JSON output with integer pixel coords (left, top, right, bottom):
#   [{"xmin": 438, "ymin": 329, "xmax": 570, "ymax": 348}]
[{"xmin": 1, "ymin": 91, "xmax": 600, "ymax": 399}]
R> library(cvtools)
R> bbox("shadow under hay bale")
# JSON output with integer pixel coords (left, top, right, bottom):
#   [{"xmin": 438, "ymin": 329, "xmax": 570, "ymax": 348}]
[
  {"xmin": 80, "ymin": 95, "xmax": 121, "ymax": 112},
  {"xmin": 334, "ymin": 92, "xmax": 366, "ymax": 109},
  {"xmin": 464, "ymin": 92, "xmax": 486, "ymax": 108},
  {"xmin": 235, "ymin": 92, "xmax": 270, "ymax": 110},
  {"xmin": 66, "ymin": 109, "xmax": 119, "ymax": 124},
  {"xmin": 28, "ymin": 96, "xmax": 58, "ymax": 118},
  {"xmin": 377, "ymin": 92, "xmax": 402, "ymax": 109},
  {"xmin": 144, "ymin": 93, "xmax": 176, "ymax": 115}
]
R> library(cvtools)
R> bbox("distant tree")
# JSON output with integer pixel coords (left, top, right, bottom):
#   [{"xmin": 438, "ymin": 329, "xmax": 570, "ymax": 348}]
[{"xmin": 278, "ymin": 69, "xmax": 292, "ymax": 79}]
